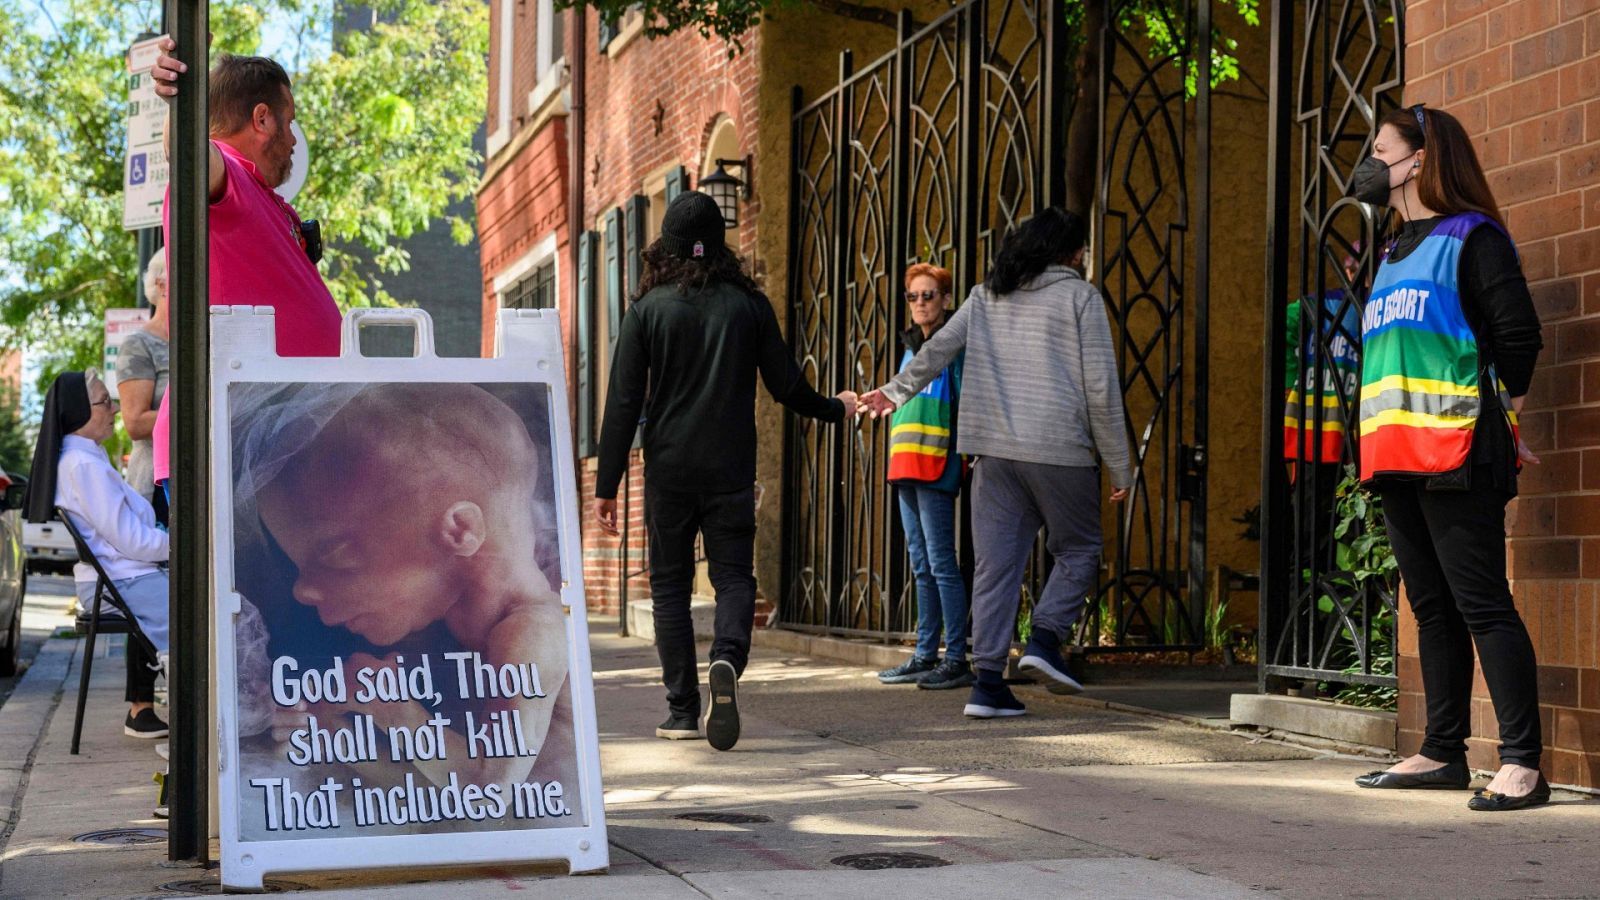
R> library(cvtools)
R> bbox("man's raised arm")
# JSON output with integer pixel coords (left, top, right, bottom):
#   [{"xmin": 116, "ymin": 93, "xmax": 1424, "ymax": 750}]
[{"xmin": 153, "ymin": 36, "xmax": 226, "ymax": 202}]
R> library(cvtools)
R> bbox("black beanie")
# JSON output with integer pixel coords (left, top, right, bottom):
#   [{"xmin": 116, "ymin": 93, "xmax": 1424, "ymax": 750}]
[{"xmin": 658, "ymin": 191, "xmax": 727, "ymax": 260}]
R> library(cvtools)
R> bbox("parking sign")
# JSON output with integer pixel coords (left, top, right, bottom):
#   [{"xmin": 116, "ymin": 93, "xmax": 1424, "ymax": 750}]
[{"xmin": 123, "ymin": 36, "xmax": 169, "ymax": 231}]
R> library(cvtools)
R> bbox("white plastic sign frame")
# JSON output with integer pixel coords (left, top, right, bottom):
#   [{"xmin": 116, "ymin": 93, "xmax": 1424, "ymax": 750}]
[{"xmin": 210, "ymin": 306, "xmax": 608, "ymax": 889}]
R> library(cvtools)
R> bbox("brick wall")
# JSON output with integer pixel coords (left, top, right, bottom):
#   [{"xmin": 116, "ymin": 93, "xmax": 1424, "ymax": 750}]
[
  {"xmin": 580, "ymin": 11, "xmax": 763, "ymax": 257},
  {"xmin": 579, "ymin": 451, "xmax": 649, "ymax": 617},
  {"xmin": 1400, "ymin": 0, "xmax": 1600, "ymax": 788},
  {"xmin": 477, "ymin": 120, "xmax": 570, "ymax": 355}
]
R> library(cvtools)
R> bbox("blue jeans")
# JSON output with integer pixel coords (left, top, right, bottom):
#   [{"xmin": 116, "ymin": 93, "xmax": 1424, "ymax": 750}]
[
  {"xmin": 897, "ymin": 484, "xmax": 968, "ymax": 661},
  {"xmin": 75, "ymin": 570, "xmax": 170, "ymax": 653}
]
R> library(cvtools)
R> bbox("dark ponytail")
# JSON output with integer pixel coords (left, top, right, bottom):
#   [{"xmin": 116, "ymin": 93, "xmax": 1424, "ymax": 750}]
[{"xmin": 984, "ymin": 207, "xmax": 1087, "ymax": 296}]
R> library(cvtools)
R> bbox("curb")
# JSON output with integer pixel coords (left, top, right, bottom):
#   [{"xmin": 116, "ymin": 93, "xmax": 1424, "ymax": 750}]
[{"xmin": 0, "ymin": 635, "xmax": 78, "ymax": 857}]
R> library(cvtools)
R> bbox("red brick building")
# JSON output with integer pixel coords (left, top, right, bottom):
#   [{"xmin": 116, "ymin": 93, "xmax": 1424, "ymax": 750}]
[
  {"xmin": 478, "ymin": 2, "xmax": 766, "ymax": 621},
  {"xmin": 1401, "ymin": 0, "xmax": 1600, "ymax": 788}
]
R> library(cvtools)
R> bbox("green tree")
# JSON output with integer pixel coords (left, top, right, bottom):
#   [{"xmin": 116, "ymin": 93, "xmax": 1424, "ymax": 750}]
[
  {"xmin": 566, "ymin": 0, "xmax": 1259, "ymax": 213},
  {"xmin": 0, "ymin": 0, "xmax": 485, "ymax": 387},
  {"xmin": 0, "ymin": 387, "xmax": 34, "ymax": 477}
]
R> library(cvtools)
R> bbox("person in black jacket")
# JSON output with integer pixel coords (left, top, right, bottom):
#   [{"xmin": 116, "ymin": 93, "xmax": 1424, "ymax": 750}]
[{"xmin": 594, "ymin": 191, "xmax": 857, "ymax": 751}]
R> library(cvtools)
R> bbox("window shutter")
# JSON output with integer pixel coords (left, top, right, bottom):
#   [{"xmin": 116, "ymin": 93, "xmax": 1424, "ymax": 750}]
[
  {"xmin": 664, "ymin": 166, "xmax": 690, "ymax": 202},
  {"xmin": 576, "ymin": 230, "xmax": 598, "ymax": 458},
  {"xmin": 603, "ymin": 208, "xmax": 624, "ymax": 352},
  {"xmin": 625, "ymin": 194, "xmax": 648, "ymax": 299}
]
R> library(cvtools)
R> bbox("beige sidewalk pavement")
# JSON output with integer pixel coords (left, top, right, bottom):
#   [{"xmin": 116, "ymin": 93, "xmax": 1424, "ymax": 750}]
[{"xmin": 1, "ymin": 618, "xmax": 1598, "ymax": 899}]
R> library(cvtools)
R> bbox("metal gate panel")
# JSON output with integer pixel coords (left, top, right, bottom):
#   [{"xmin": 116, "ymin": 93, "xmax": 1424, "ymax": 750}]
[
  {"xmin": 783, "ymin": 0, "xmax": 1207, "ymax": 648},
  {"xmin": 1261, "ymin": 0, "xmax": 1405, "ymax": 688},
  {"xmin": 1085, "ymin": 0, "xmax": 1211, "ymax": 650}
]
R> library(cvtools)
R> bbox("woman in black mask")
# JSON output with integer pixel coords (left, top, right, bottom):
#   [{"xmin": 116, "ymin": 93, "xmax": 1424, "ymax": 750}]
[{"xmin": 1347, "ymin": 105, "xmax": 1546, "ymax": 810}]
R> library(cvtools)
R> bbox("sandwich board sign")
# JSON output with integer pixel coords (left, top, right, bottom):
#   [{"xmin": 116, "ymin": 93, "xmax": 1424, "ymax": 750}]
[
  {"xmin": 210, "ymin": 306, "xmax": 607, "ymax": 889},
  {"xmin": 123, "ymin": 35, "xmax": 169, "ymax": 231}
]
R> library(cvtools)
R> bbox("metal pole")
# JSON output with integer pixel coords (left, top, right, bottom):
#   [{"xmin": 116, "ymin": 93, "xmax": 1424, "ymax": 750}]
[
  {"xmin": 780, "ymin": 84, "xmax": 803, "ymax": 624},
  {"xmin": 1259, "ymin": 0, "xmax": 1293, "ymax": 695},
  {"xmin": 1189, "ymin": 0, "xmax": 1212, "ymax": 644},
  {"xmin": 827, "ymin": 50, "xmax": 853, "ymax": 630},
  {"xmin": 164, "ymin": 0, "xmax": 210, "ymax": 865}
]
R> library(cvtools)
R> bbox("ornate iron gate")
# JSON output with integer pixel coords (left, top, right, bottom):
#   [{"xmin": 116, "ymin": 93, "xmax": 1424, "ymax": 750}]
[
  {"xmin": 1081, "ymin": 0, "xmax": 1211, "ymax": 650},
  {"xmin": 781, "ymin": 0, "xmax": 1211, "ymax": 648},
  {"xmin": 1261, "ymin": 0, "xmax": 1405, "ymax": 688}
]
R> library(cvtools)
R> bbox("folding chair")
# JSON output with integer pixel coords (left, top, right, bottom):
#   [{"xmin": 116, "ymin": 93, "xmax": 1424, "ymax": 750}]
[{"xmin": 55, "ymin": 509, "xmax": 163, "ymax": 755}]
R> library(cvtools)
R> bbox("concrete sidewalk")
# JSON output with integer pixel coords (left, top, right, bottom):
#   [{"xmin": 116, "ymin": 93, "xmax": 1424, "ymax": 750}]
[{"xmin": 1, "ymin": 626, "xmax": 1598, "ymax": 898}]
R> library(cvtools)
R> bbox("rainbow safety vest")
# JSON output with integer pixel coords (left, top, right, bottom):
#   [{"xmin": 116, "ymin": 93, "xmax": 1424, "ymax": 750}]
[
  {"xmin": 1284, "ymin": 292, "xmax": 1361, "ymax": 464},
  {"xmin": 1358, "ymin": 212, "xmax": 1518, "ymax": 481},
  {"xmin": 887, "ymin": 347, "xmax": 962, "ymax": 487}
]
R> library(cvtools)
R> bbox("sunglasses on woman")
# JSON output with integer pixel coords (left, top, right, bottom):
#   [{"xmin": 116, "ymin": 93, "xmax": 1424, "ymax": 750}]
[{"xmin": 905, "ymin": 290, "xmax": 945, "ymax": 303}]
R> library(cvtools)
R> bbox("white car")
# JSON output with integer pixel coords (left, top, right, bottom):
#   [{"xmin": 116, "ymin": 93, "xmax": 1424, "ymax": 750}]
[{"xmin": 24, "ymin": 517, "xmax": 78, "ymax": 574}]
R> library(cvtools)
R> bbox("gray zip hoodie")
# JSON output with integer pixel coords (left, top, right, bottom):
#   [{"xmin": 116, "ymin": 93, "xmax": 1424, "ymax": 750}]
[{"xmin": 880, "ymin": 265, "xmax": 1133, "ymax": 489}]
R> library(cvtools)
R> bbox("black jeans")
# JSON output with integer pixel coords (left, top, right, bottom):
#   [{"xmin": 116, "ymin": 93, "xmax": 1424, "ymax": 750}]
[
  {"xmin": 1378, "ymin": 478, "xmax": 1541, "ymax": 768},
  {"xmin": 645, "ymin": 483, "xmax": 757, "ymax": 718}
]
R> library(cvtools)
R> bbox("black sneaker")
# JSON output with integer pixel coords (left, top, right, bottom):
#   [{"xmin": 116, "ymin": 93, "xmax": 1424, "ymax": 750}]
[
  {"xmin": 655, "ymin": 714, "xmax": 702, "ymax": 740},
  {"xmin": 963, "ymin": 680, "xmax": 1027, "ymax": 719},
  {"xmin": 124, "ymin": 708, "xmax": 168, "ymax": 739},
  {"xmin": 877, "ymin": 656, "xmax": 938, "ymax": 684},
  {"xmin": 917, "ymin": 658, "xmax": 974, "ymax": 691},
  {"xmin": 705, "ymin": 659, "xmax": 741, "ymax": 751},
  {"xmin": 1018, "ymin": 629, "xmax": 1083, "ymax": 695}
]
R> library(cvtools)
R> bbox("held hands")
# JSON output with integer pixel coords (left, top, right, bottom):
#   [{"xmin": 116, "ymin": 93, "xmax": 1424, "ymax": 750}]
[
  {"xmin": 858, "ymin": 389, "xmax": 897, "ymax": 419},
  {"xmin": 836, "ymin": 390, "xmax": 858, "ymax": 420},
  {"xmin": 1109, "ymin": 487, "xmax": 1130, "ymax": 503}
]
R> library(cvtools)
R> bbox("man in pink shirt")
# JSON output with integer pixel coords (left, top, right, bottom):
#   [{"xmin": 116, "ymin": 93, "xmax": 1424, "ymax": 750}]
[{"xmin": 149, "ymin": 43, "xmax": 342, "ymax": 491}]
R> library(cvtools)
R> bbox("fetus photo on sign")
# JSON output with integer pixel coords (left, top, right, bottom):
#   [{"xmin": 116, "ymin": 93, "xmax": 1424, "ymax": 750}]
[{"xmin": 228, "ymin": 381, "xmax": 583, "ymax": 840}]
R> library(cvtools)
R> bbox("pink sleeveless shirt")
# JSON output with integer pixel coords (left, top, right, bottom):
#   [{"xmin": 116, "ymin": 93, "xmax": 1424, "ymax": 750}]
[{"xmin": 152, "ymin": 141, "xmax": 340, "ymax": 485}]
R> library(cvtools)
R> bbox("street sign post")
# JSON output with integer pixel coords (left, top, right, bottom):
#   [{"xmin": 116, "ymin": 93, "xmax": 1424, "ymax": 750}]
[
  {"xmin": 163, "ymin": 0, "xmax": 210, "ymax": 865},
  {"xmin": 210, "ymin": 307, "xmax": 608, "ymax": 889},
  {"xmin": 103, "ymin": 308, "xmax": 151, "ymax": 394},
  {"xmin": 123, "ymin": 35, "xmax": 170, "ymax": 232}
]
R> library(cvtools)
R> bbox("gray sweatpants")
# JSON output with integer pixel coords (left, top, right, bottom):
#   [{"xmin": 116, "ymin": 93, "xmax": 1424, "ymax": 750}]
[{"xmin": 969, "ymin": 457, "xmax": 1102, "ymax": 673}]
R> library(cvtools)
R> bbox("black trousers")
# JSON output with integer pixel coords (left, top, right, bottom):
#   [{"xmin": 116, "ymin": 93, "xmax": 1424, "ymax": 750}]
[
  {"xmin": 1378, "ymin": 478, "xmax": 1541, "ymax": 768},
  {"xmin": 645, "ymin": 483, "xmax": 757, "ymax": 718},
  {"xmin": 127, "ymin": 639, "xmax": 157, "ymax": 704}
]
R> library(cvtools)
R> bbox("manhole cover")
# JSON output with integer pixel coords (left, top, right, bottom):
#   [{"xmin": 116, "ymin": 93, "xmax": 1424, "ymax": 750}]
[
  {"xmin": 675, "ymin": 812, "xmax": 773, "ymax": 824},
  {"xmin": 832, "ymin": 852, "xmax": 951, "ymax": 870},
  {"xmin": 72, "ymin": 828, "xmax": 167, "ymax": 845},
  {"xmin": 159, "ymin": 879, "xmax": 303, "ymax": 894}
]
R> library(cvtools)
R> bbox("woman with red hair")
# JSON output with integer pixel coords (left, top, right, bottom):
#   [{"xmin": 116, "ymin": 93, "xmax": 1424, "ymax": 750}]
[{"xmin": 876, "ymin": 263, "xmax": 972, "ymax": 691}]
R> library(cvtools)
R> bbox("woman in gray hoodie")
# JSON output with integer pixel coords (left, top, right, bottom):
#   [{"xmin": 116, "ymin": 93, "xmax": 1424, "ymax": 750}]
[{"xmin": 861, "ymin": 208, "xmax": 1132, "ymax": 719}]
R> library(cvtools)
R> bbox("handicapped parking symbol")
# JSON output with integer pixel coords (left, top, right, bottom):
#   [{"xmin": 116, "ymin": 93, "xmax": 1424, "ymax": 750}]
[{"xmin": 129, "ymin": 153, "xmax": 147, "ymax": 186}]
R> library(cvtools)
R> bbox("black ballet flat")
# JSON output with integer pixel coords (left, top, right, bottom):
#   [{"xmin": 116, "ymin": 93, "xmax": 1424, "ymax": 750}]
[
  {"xmin": 1467, "ymin": 775, "xmax": 1551, "ymax": 812},
  {"xmin": 1354, "ymin": 759, "xmax": 1471, "ymax": 790}
]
